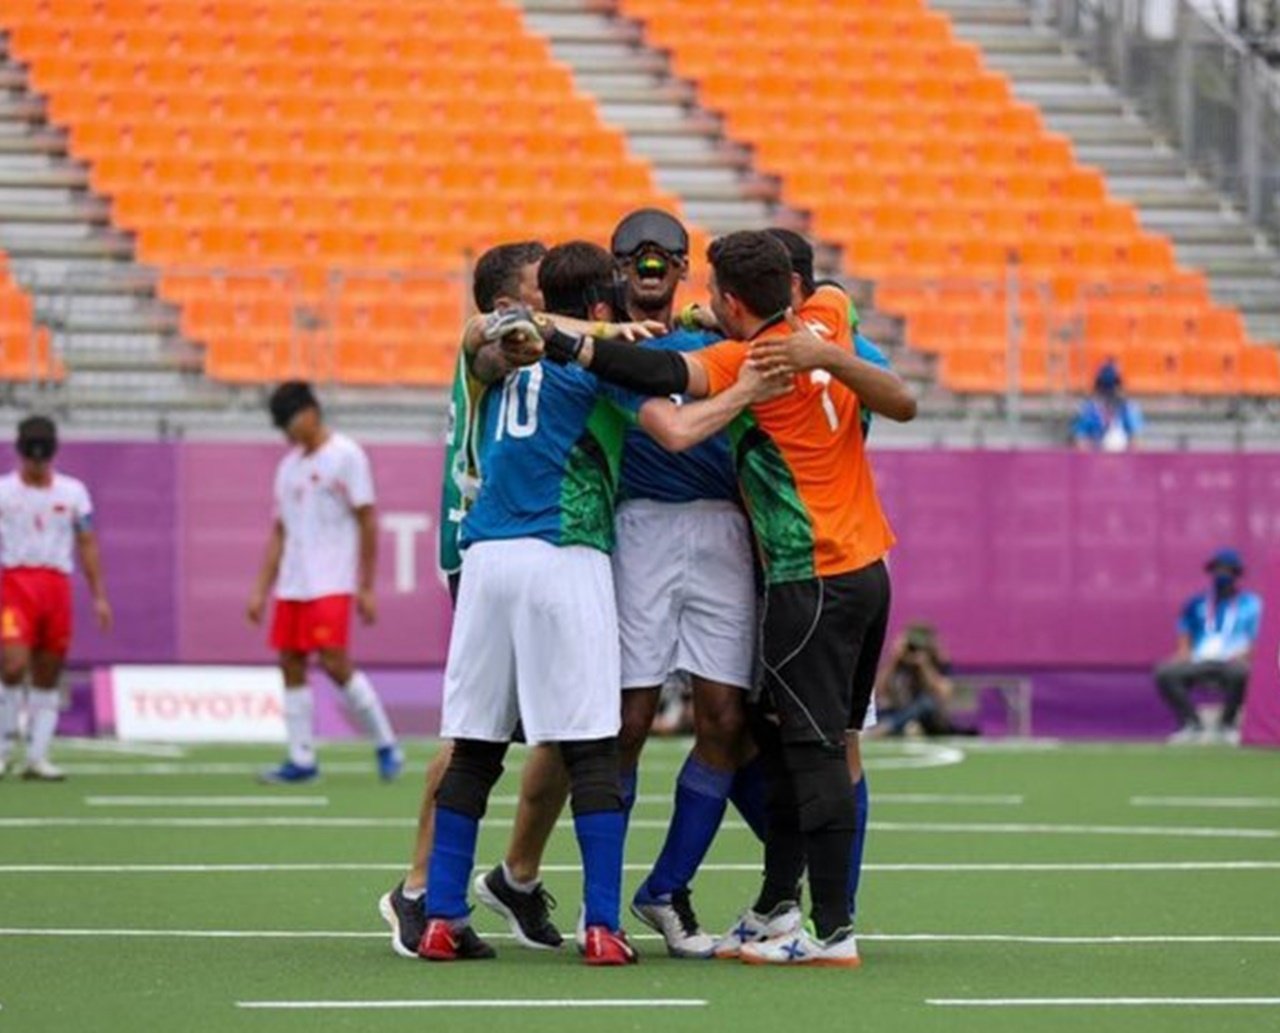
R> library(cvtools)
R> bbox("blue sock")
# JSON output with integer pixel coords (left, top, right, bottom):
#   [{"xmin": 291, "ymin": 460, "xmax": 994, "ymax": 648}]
[
  {"xmin": 574, "ymin": 809, "xmax": 626, "ymax": 930},
  {"xmin": 424, "ymin": 807, "xmax": 478, "ymax": 921},
  {"xmin": 619, "ymin": 767, "xmax": 638, "ymax": 830},
  {"xmin": 849, "ymin": 776, "xmax": 869, "ymax": 918},
  {"xmin": 728, "ymin": 755, "xmax": 769, "ymax": 842},
  {"xmin": 646, "ymin": 754, "xmax": 734, "ymax": 898}
]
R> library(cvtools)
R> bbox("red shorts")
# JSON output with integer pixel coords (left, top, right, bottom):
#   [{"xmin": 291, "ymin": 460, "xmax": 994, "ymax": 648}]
[
  {"xmin": 270, "ymin": 594, "xmax": 352, "ymax": 654},
  {"xmin": 1, "ymin": 567, "xmax": 73, "ymax": 656}
]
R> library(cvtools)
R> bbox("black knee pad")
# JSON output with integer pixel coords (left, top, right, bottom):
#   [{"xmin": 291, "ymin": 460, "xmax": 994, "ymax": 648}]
[
  {"xmin": 784, "ymin": 741, "xmax": 857, "ymax": 834},
  {"xmin": 435, "ymin": 739, "xmax": 507, "ymax": 820},
  {"xmin": 559, "ymin": 737, "xmax": 622, "ymax": 816}
]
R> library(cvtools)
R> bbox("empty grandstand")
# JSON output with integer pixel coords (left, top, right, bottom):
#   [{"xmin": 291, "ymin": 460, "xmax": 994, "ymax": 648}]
[{"xmin": 0, "ymin": 0, "xmax": 1275, "ymax": 444}]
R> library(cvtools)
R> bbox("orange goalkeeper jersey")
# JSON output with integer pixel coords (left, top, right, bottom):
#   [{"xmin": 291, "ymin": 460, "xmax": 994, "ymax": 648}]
[{"xmin": 691, "ymin": 286, "xmax": 895, "ymax": 583}]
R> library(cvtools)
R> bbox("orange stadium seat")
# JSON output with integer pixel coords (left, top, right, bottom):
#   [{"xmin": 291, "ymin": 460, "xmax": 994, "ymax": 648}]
[
  {"xmin": 2, "ymin": 0, "xmax": 684, "ymax": 385},
  {"xmin": 617, "ymin": 0, "xmax": 1270, "ymax": 395}
]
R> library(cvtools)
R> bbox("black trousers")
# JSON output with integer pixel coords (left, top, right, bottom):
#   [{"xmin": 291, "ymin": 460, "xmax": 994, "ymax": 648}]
[{"xmin": 1154, "ymin": 659, "xmax": 1249, "ymax": 728}]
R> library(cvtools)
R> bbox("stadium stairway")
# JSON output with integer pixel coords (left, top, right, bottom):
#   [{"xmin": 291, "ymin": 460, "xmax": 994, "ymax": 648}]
[
  {"xmin": 0, "ymin": 36, "xmax": 219, "ymax": 419},
  {"xmin": 513, "ymin": 0, "xmax": 944, "ymax": 405},
  {"xmin": 933, "ymin": 0, "xmax": 1280, "ymax": 344},
  {"xmin": 516, "ymin": 0, "xmax": 793, "ymax": 234}
]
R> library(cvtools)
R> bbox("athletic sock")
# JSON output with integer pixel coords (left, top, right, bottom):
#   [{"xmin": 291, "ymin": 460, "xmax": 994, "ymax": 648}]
[
  {"xmin": 401, "ymin": 883, "xmax": 425, "ymax": 901},
  {"xmin": 501, "ymin": 861, "xmax": 539, "ymax": 894},
  {"xmin": 341, "ymin": 670, "xmax": 396, "ymax": 748},
  {"xmin": 424, "ymin": 807, "xmax": 478, "ymax": 921},
  {"xmin": 573, "ymin": 809, "xmax": 625, "ymax": 930},
  {"xmin": 646, "ymin": 754, "xmax": 732, "ymax": 897},
  {"xmin": 0, "ymin": 685, "xmax": 23, "ymax": 761},
  {"xmin": 283, "ymin": 687, "xmax": 316, "ymax": 767},
  {"xmin": 619, "ymin": 767, "xmax": 638, "ymax": 831},
  {"xmin": 728, "ymin": 755, "xmax": 769, "ymax": 842},
  {"xmin": 807, "ymin": 825, "xmax": 855, "ymax": 941},
  {"xmin": 849, "ymin": 776, "xmax": 869, "ymax": 919},
  {"xmin": 25, "ymin": 690, "xmax": 59, "ymax": 765}
]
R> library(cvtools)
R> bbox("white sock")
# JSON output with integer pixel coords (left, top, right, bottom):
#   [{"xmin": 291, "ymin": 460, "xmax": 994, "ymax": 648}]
[
  {"xmin": 25, "ymin": 689, "xmax": 60, "ymax": 765},
  {"xmin": 283, "ymin": 687, "xmax": 316, "ymax": 767},
  {"xmin": 341, "ymin": 670, "xmax": 396, "ymax": 748},
  {"xmin": 402, "ymin": 883, "xmax": 425, "ymax": 901},
  {"xmin": 0, "ymin": 686, "xmax": 23, "ymax": 761},
  {"xmin": 503, "ymin": 861, "xmax": 539, "ymax": 894}
]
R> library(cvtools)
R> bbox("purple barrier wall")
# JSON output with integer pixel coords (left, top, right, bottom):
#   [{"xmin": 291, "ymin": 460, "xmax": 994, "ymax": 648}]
[
  {"xmin": 41, "ymin": 444, "xmax": 1280, "ymax": 676},
  {"xmin": 55, "ymin": 443, "xmax": 178, "ymax": 665},
  {"xmin": 873, "ymin": 451, "xmax": 1280, "ymax": 668},
  {"xmin": 1242, "ymin": 552, "xmax": 1280, "ymax": 746}
]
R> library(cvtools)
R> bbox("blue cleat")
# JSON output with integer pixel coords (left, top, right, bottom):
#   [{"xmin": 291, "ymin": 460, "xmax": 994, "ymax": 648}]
[
  {"xmin": 258, "ymin": 760, "xmax": 320, "ymax": 784},
  {"xmin": 377, "ymin": 744, "xmax": 404, "ymax": 782}
]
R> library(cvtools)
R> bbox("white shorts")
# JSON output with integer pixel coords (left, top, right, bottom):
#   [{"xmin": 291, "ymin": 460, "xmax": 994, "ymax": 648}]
[
  {"xmin": 612, "ymin": 499, "xmax": 756, "ymax": 691},
  {"xmin": 442, "ymin": 538, "xmax": 621, "ymax": 744}
]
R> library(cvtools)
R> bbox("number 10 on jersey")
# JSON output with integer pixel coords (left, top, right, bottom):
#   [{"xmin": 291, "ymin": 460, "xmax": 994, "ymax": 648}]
[{"xmin": 495, "ymin": 365, "xmax": 543, "ymax": 440}]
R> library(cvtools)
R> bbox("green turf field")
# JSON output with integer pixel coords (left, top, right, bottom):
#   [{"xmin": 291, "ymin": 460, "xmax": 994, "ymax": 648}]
[{"xmin": 1, "ymin": 737, "xmax": 1278, "ymax": 1032}]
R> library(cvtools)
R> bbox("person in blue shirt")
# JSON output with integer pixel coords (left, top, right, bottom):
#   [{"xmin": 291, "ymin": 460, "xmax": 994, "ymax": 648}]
[
  {"xmin": 1073, "ymin": 360, "xmax": 1143, "ymax": 451},
  {"xmin": 1155, "ymin": 548, "xmax": 1264, "ymax": 744}
]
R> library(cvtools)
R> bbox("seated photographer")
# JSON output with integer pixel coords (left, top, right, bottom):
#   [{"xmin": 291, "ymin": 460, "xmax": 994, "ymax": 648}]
[{"xmin": 871, "ymin": 623, "xmax": 960, "ymax": 737}]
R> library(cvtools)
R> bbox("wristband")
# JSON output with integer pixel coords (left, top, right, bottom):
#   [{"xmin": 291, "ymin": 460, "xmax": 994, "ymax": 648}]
[{"xmin": 544, "ymin": 328, "xmax": 586, "ymax": 365}]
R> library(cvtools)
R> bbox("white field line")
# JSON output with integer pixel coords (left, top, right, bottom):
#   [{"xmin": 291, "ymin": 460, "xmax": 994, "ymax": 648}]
[
  {"xmin": 1131, "ymin": 796, "xmax": 1280, "ymax": 809},
  {"xmin": 490, "ymin": 793, "xmax": 1024, "ymax": 807},
  {"xmin": 236, "ymin": 999, "xmax": 707, "ymax": 1011},
  {"xmin": 59, "ymin": 740, "xmax": 188, "ymax": 758},
  {"xmin": 83, "ymin": 796, "xmax": 329, "ymax": 808},
  {"xmin": 4, "ymin": 860, "xmax": 1280, "ymax": 875},
  {"xmin": 3, "ymin": 927, "xmax": 1279, "ymax": 947},
  {"xmin": 928, "ymin": 997, "xmax": 1280, "ymax": 1008},
  {"xmin": 3, "ymin": 817, "xmax": 1277, "ymax": 839}
]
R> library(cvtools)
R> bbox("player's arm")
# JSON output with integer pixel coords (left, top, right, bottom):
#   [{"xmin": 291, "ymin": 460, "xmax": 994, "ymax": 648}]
[
  {"xmin": 461, "ymin": 315, "xmax": 517, "ymax": 385},
  {"xmin": 75, "ymin": 520, "xmax": 112, "ymax": 631},
  {"xmin": 637, "ymin": 360, "xmax": 789, "ymax": 453},
  {"xmin": 247, "ymin": 519, "xmax": 285, "ymax": 625},
  {"xmin": 355, "ymin": 504, "xmax": 378, "ymax": 625},
  {"xmin": 749, "ymin": 311, "xmax": 917, "ymax": 422}
]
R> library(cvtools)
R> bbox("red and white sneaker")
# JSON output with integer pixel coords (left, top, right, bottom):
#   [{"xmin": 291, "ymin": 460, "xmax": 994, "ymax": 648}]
[
  {"xmin": 582, "ymin": 925, "xmax": 638, "ymax": 966},
  {"xmin": 417, "ymin": 918, "xmax": 497, "ymax": 962}
]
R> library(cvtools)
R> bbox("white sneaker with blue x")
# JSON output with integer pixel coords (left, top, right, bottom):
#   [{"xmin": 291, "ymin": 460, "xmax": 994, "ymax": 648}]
[
  {"xmin": 712, "ymin": 901, "xmax": 803, "ymax": 959},
  {"xmin": 740, "ymin": 922, "xmax": 861, "ymax": 968}
]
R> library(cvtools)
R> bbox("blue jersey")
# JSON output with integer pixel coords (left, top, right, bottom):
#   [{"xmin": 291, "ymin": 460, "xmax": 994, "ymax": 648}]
[
  {"xmin": 855, "ymin": 334, "xmax": 890, "ymax": 438},
  {"xmin": 461, "ymin": 360, "xmax": 640, "ymax": 553},
  {"xmin": 618, "ymin": 329, "xmax": 738, "ymax": 504},
  {"xmin": 1178, "ymin": 590, "xmax": 1263, "ymax": 661}
]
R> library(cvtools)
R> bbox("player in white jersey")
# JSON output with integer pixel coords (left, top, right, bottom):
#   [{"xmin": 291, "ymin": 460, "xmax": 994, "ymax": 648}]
[
  {"xmin": 247, "ymin": 382, "xmax": 402, "ymax": 784},
  {"xmin": 0, "ymin": 416, "xmax": 112, "ymax": 781}
]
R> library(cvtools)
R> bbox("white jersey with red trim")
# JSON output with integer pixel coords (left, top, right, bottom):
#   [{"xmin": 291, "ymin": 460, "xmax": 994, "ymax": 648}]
[
  {"xmin": 274, "ymin": 432, "xmax": 376, "ymax": 601},
  {"xmin": 0, "ymin": 471, "xmax": 93, "ymax": 575}
]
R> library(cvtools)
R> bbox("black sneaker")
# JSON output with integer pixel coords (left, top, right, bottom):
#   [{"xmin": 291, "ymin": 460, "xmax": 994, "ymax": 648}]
[
  {"xmin": 378, "ymin": 881, "xmax": 426, "ymax": 959},
  {"xmin": 473, "ymin": 864, "xmax": 564, "ymax": 950}
]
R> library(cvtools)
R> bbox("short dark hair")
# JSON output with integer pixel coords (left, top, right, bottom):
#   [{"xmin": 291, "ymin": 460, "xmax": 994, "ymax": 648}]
[
  {"xmin": 538, "ymin": 241, "xmax": 619, "ymax": 319},
  {"xmin": 765, "ymin": 227, "xmax": 815, "ymax": 296},
  {"xmin": 472, "ymin": 241, "xmax": 546, "ymax": 311},
  {"xmin": 16, "ymin": 415, "xmax": 57, "ymax": 461},
  {"xmin": 707, "ymin": 231, "xmax": 793, "ymax": 319},
  {"xmin": 269, "ymin": 380, "xmax": 319, "ymax": 429}
]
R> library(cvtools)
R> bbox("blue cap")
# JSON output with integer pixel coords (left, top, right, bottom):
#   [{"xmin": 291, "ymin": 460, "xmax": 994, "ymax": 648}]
[{"xmin": 1205, "ymin": 548, "xmax": 1244, "ymax": 574}]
